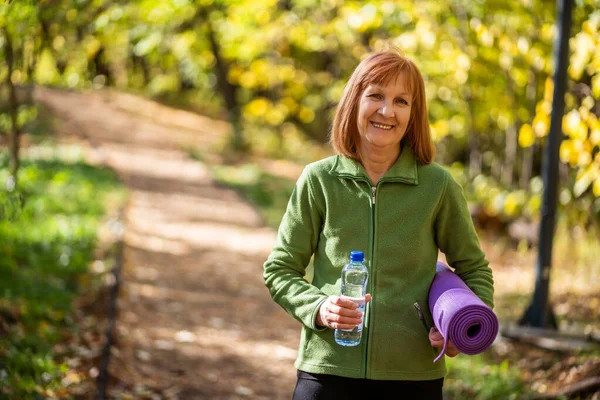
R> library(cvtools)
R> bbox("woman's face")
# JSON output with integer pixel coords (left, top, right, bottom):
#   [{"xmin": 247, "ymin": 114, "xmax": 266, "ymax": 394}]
[{"xmin": 356, "ymin": 72, "xmax": 412, "ymax": 154}]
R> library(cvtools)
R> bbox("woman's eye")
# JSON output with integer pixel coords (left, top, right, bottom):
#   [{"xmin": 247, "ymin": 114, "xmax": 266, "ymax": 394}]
[
  {"xmin": 369, "ymin": 93, "xmax": 383, "ymax": 99},
  {"xmin": 396, "ymin": 98, "xmax": 408, "ymax": 105}
]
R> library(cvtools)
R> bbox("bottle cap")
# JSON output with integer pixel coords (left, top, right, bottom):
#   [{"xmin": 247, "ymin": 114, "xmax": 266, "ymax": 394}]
[{"xmin": 349, "ymin": 250, "xmax": 364, "ymax": 262}]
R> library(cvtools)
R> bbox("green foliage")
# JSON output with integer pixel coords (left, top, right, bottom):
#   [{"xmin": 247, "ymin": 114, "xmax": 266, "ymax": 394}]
[
  {"xmin": 444, "ymin": 354, "xmax": 532, "ymax": 400},
  {"xmin": 0, "ymin": 188, "xmax": 22, "ymax": 221},
  {"xmin": 212, "ymin": 162, "xmax": 296, "ymax": 229},
  {"xmin": 2, "ymin": 0, "xmax": 600, "ymax": 226},
  {"xmin": 0, "ymin": 156, "xmax": 125, "ymax": 398}
]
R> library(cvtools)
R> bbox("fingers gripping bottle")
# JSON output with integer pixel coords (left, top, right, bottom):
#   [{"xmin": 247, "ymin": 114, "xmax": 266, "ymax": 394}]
[{"xmin": 335, "ymin": 250, "xmax": 369, "ymax": 347}]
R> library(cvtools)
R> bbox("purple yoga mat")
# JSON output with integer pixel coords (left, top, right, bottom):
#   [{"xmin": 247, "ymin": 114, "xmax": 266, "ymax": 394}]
[{"xmin": 428, "ymin": 261, "xmax": 498, "ymax": 362}]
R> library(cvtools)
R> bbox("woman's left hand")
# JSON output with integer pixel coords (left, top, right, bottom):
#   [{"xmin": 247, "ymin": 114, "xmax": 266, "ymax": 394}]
[{"xmin": 428, "ymin": 327, "xmax": 460, "ymax": 357}]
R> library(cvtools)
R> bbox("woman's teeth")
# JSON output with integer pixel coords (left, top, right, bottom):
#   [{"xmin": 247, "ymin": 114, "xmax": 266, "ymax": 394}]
[{"xmin": 371, "ymin": 122, "xmax": 393, "ymax": 130}]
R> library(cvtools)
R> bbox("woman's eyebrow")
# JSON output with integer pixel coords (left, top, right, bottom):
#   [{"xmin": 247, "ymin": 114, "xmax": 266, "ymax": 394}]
[{"xmin": 367, "ymin": 85, "xmax": 410, "ymax": 96}]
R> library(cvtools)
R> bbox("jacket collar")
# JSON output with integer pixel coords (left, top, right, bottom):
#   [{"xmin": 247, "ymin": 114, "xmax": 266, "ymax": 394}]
[{"xmin": 330, "ymin": 144, "xmax": 419, "ymax": 185}]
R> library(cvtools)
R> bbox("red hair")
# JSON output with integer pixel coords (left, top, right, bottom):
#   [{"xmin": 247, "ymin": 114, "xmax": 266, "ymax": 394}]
[{"xmin": 330, "ymin": 50, "xmax": 435, "ymax": 164}]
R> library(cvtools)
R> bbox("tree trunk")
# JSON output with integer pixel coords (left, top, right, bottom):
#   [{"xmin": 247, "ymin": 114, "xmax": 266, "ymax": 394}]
[
  {"xmin": 503, "ymin": 123, "xmax": 517, "ymax": 186},
  {"xmin": 469, "ymin": 132, "xmax": 482, "ymax": 178},
  {"xmin": 4, "ymin": 28, "xmax": 21, "ymax": 187},
  {"xmin": 502, "ymin": 72, "xmax": 517, "ymax": 187},
  {"xmin": 451, "ymin": 3, "xmax": 481, "ymax": 179},
  {"xmin": 520, "ymin": 71, "xmax": 540, "ymax": 191},
  {"xmin": 205, "ymin": 13, "xmax": 243, "ymax": 151},
  {"xmin": 93, "ymin": 47, "xmax": 113, "ymax": 86},
  {"xmin": 520, "ymin": 145, "xmax": 535, "ymax": 191}
]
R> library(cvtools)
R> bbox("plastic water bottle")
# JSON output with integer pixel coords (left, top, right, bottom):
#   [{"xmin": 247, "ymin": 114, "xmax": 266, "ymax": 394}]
[{"xmin": 335, "ymin": 250, "xmax": 369, "ymax": 347}]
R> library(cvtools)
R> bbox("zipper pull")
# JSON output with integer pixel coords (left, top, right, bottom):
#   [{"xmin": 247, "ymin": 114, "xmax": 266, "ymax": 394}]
[
  {"xmin": 413, "ymin": 302, "xmax": 424, "ymax": 320},
  {"xmin": 371, "ymin": 186, "xmax": 376, "ymax": 205}
]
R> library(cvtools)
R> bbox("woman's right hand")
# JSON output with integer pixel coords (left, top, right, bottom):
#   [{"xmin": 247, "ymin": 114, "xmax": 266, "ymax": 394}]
[{"xmin": 316, "ymin": 294, "xmax": 371, "ymax": 330}]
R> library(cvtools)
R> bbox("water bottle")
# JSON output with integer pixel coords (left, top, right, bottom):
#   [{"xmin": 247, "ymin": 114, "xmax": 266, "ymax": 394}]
[{"xmin": 334, "ymin": 250, "xmax": 369, "ymax": 347}]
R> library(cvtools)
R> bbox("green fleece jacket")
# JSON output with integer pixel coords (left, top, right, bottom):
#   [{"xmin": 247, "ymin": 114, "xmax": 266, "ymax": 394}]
[{"xmin": 263, "ymin": 146, "xmax": 494, "ymax": 381}]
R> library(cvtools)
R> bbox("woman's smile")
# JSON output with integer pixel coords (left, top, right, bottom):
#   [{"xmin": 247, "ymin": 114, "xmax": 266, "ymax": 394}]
[{"xmin": 370, "ymin": 121, "xmax": 395, "ymax": 130}]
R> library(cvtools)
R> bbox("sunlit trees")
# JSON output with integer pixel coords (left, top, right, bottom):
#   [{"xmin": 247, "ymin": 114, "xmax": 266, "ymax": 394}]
[{"xmin": 1, "ymin": 0, "xmax": 599, "ymax": 224}]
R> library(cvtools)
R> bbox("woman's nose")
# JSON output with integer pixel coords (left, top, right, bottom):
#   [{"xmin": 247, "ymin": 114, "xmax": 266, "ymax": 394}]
[{"xmin": 378, "ymin": 101, "xmax": 394, "ymax": 118}]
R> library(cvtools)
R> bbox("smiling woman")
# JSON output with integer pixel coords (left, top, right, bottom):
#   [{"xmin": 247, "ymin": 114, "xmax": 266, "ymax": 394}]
[{"xmin": 263, "ymin": 49, "xmax": 494, "ymax": 400}]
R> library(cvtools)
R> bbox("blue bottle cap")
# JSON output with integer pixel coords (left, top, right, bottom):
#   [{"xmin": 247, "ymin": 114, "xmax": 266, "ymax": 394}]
[{"xmin": 350, "ymin": 251, "xmax": 364, "ymax": 261}]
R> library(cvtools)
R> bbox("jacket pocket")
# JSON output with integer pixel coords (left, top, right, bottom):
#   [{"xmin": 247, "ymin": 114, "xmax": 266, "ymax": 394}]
[
  {"xmin": 413, "ymin": 301, "xmax": 430, "ymax": 333},
  {"xmin": 414, "ymin": 302, "xmax": 438, "ymax": 357}
]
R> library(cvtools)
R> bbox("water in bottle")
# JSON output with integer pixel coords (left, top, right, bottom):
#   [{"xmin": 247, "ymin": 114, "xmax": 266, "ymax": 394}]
[{"xmin": 335, "ymin": 250, "xmax": 369, "ymax": 347}]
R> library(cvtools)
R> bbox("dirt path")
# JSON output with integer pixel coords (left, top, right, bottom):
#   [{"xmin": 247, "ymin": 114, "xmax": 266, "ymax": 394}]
[{"xmin": 35, "ymin": 87, "xmax": 301, "ymax": 399}]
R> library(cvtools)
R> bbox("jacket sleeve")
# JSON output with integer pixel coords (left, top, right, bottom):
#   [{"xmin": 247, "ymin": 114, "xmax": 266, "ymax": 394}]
[
  {"xmin": 434, "ymin": 170, "xmax": 495, "ymax": 309},
  {"xmin": 263, "ymin": 166, "xmax": 328, "ymax": 330}
]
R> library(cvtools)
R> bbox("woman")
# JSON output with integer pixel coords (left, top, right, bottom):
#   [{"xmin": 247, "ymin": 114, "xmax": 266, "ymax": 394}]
[{"xmin": 263, "ymin": 50, "xmax": 494, "ymax": 399}]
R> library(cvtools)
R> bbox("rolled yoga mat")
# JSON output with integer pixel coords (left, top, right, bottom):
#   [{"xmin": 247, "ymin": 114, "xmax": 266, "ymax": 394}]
[{"xmin": 428, "ymin": 261, "xmax": 499, "ymax": 362}]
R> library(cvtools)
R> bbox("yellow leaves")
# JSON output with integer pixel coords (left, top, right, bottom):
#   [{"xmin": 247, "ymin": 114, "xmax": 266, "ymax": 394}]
[
  {"xmin": 62, "ymin": 370, "xmax": 83, "ymax": 386},
  {"xmin": 84, "ymin": 36, "xmax": 102, "ymax": 59},
  {"xmin": 533, "ymin": 113, "xmax": 550, "ymax": 138},
  {"xmin": 430, "ymin": 120, "xmax": 449, "ymax": 141},
  {"xmin": 532, "ymin": 48, "xmax": 547, "ymax": 71},
  {"xmin": 594, "ymin": 176, "xmax": 600, "ymax": 197},
  {"xmin": 563, "ymin": 110, "xmax": 587, "ymax": 140},
  {"xmin": 227, "ymin": 65, "xmax": 243, "ymax": 85},
  {"xmin": 326, "ymin": 80, "xmax": 346, "ymax": 103},
  {"xmin": 172, "ymin": 32, "xmax": 196, "ymax": 58},
  {"xmin": 519, "ymin": 124, "xmax": 535, "ymax": 148},
  {"xmin": 561, "ymin": 138, "xmax": 594, "ymax": 169},
  {"xmin": 581, "ymin": 96, "xmax": 595, "ymax": 111},
  {"xmin": 569, "ymin": 31, "xmax": 596, "ymax": 80},
  {"xmin": 540, "ymin": 23, "xmax": 556, "ymax": 42},
  {"xmin": 265, "ymin": 105, "xmax": 287, "ymax": 125},
  {"xmin": 476, "ymin": 26, "xmax": 494, "ymax": 48},
  {"xmin": 456, "ymin": 54, "xmax": 471, "ymax": 70},
  {"xmin": 66, "ymin": 9, "xmax": 77, "ymax": 22},
  {"xmin": 244, "ymin": 98, "xmax": 269, "ymax": 118},
  {"xmin": 394, "ymin": 32, "xmax": 418, "ymax": 52},
  {"xmin": 504, "ymin": 191, "xmax": 526, "ymax": 217},
  {"xmin": 574, "ymin": 164, "xmax": 599, "ymax": 198},
  {"xmin": 560, "ymin": 140, "xmax": 576, "ymax": 166},
  {"xmin": 437, "ymin": 86, "xmax": 452, "ymax": 102},
  {"xmin": 346, "ymin": 4, "xmax": 382, "ymax": 33},
  {"xmin": 279, "ymin": 65, "xmax": 296, "ymax": 82},
  {"xmin": 583, "ymin": 19, "xmax": 599, "ymax": 36},
  {"xmin": 33, "ymin": 49, "xmax": 60, "ymax": 84},
  {"xmin": 237, "ymin": 60, "xmax": 272, "ymax": 89},
  {"xmin": 255, "ymin": 9, "xmax": 271, "ymax": 26},
  {"xmin": 517, "ymin": 37, "xmax": 530, "ymax": 55},
  {"xmin": 243, "ymin": 97, "xmax": 294, "ymax": 126},
  {"xmin": 498, "ymin": 34, "xmax": 513, "ymax": 54},
  {"xmin": 280, "ymin": 97, "xmax": 298, "ymax": 114},
  {"xmin": 526, "ymin": 194, "xmax": 542, "ymax": 217},
  {"xmin": 590, "ymin": 122, "xmax": 600, "ymax": 146},
  {"xmin": 499, "ymin": 52, "xmax": 513, "ymax": 70},
  {"xmin": 543, "ymin": 78, "xmax": 554, "ymax": 101},
  {"xmin": 592, "ymin": 74, "xmax": 600, "ymax": 98},
  {"xmin": 298, "ymin": 107, "xmax": 315, "ymax": 124}
]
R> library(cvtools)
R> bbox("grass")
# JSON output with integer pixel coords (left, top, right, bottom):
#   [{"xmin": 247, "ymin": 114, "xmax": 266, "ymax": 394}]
[
  {"xmin": 0, "ymin": 150, "xmax": 127, "ymax": 398},
  {"xmin": 445, "ymin": 354, "xmax": 531, "ymax": 400},
  {"xmin": 211, "ymin": 163, "xmax": 296, "ymax": 229}
]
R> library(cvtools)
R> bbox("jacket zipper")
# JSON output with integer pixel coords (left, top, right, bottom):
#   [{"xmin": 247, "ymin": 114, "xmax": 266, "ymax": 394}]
[
  {"xmin": 363, "ymin": 181, "xmax": 379, "ymax": 378},
  {"xmin": 414, "ymin": 302, "xmax": 438, "ymax": 357},
  {"xmin": 413, "ymin": 302, "xmax": 430, "ymax": 333}
]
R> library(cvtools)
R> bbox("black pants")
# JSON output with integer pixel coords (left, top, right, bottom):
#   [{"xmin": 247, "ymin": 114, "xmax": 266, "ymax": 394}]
[{"xmin": 293, "ymin": 370, "xmax": 444, "ymax": 400}]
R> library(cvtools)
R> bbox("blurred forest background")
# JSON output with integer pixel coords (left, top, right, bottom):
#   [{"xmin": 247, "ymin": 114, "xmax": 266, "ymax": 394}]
[
  {"xmin": 1, "ymin": 0, "xmax": 599, "ymax": 399},
  {"xmin": 4, "ymin": 0, "xmax": 600, "ymax": 233}
]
